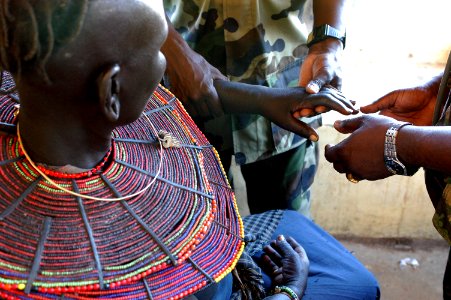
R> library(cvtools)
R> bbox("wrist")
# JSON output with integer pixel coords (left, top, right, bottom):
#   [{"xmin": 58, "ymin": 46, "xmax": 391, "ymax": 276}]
[
  {"xmin": 307, "ymin": 24, "xmax": 345, "ymax": 50},
  {"xmin": 308, "ymin": 37, "xmax": 344, "ymax": 54},
  {"xmin": 384, "ymin": 123, "xmax": 419, "ymax": 176},
  {"xmin": 273, "ymin": 285, "xmax": 301, "ymax": 300},
  {"xmin": 285, "ymin": 283, "xmax": 303, "ymax": 299}
]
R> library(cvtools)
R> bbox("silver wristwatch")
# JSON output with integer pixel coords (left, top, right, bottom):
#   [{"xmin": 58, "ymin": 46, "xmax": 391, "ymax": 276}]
[{"xmin": 384, "ymin": 122, "xmax": 416, "ymax": 176}]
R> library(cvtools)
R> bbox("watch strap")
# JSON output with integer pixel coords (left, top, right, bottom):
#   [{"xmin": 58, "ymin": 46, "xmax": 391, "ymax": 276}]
[{"xmin": 307, "ymin": 24, "xmax": 346, "ymax": 49}]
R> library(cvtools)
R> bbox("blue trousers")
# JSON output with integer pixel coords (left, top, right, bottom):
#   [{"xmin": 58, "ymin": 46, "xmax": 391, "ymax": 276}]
[
  {"xmin": 194, "ymin": 210, "xmax": 380, "ymax": 299},
  {"xmin": 254, "ymin": 211, "xmax": 380, "ymax": 299}
]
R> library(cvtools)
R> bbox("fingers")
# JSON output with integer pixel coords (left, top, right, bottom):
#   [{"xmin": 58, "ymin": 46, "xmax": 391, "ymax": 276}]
[
  {"xmin": 191, "ymin": 83, "xmax": 224, "ymax": 119},
  {"xmin": 307, "ymin": 86, "xmax": 358, "ymax": 115},
  {"xmin": 263, "ymin": 235, "xmax": 293, "ymax": 265},
  {"xmin": 309, "ymin": 95, "xmax": 357, "ymax": 115},
  {"xmin": 291, "ymin": 87, "xmax": 357, "ymax": 120},
  {"xmin": 323, "ymin": 146, "xmax": 348, "ymax": 174},
  {"xmin": 264, "ymin": 243, "xmax": 283, "ymax": 265},
  {"xmin": 283, "ymin": 118, "xmax": 319, "ymax": 142},
  {"xmin": 323, "ymin": 117, "xmax": 364, "ymax": 165},
  {"xmin": 360, "ymin": 93, "xmax": 395, "ymax": 114},
  {"xmin": 329, "ymin": 77, "xmax": 343, "ymax": 93},
  {"xmin": 305, "ymin": 64, "xmax": 342, "ymax": 94},
  {"xmin": 263, "ymin": 236, "xmax": 309, "ymax": 268},
  {"xmin": 286, "ymin": 237, "xmax": 308, "ymax": 264},
  {"xmin": 306, "ymin": 78, "xmax": 325, "ymax": 94},
  {"xmin": 293, "ymin": 108, "xmax": 316, "ymax": 118},
  {"xmin": 332, "ymin": 116, "xmax": 364, "ymax": 134},
  {"xmin": 306, "ymin": 73, "xmax": 343, "ymax": 94},
  {"xmin": 262, "ymin": 253, "xmax": 283, "ymax": 276}
]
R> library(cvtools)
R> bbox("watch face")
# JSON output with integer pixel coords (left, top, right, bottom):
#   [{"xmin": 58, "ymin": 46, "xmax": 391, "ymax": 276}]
[{"xmin": 384, "ymin": 158, "xmax": 406, "ymax": 175}]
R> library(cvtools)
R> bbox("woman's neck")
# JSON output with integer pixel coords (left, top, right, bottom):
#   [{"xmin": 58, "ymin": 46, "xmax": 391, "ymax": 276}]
[{"xmin": 18, "ymin": 112, "xmax": 112, "ymax": 170}]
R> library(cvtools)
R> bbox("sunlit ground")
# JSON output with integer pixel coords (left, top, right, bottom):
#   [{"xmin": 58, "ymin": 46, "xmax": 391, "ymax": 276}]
[{"xmin": 325, "ymin": 0, "xmax": 451, "ymax": 124}]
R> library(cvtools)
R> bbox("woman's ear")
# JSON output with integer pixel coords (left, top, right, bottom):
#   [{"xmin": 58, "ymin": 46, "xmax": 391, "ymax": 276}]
[{"xmin": 97, "ymin": 64, "xmax": 121, "ymax": 122}]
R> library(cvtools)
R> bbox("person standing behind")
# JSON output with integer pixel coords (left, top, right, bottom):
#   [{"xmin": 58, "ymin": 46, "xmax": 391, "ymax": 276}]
[{"xmin": 162, "ymin": 0, "xmax": 347, "ymax": 216}]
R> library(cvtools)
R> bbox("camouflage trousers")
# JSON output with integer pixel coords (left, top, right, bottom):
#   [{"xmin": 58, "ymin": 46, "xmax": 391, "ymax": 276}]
[{"xmin": 240, "ymin": 141, "xmax": 318, "ymax": 217}]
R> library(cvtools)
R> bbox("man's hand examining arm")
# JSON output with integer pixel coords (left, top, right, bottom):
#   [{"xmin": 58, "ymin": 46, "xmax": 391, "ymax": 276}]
[
  {"xmin": 360, "ymin": 75, "xmax": 442, "ymax": 126},
  {"xmin": 161, "ymin": 17, "xmax": 227, "ymax": 119},
  {"xmin": 297, "ymin": 0, "xmax": 346, "ymax": 117},
  {"xmin": 324, "ymin": 115, "xmax": 451, "ymax": 181}
]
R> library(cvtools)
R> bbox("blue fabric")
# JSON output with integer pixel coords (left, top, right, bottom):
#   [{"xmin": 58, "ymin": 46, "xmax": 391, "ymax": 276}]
[
  {"xmin": 192, "ymin": 273, "xmax": 233, "ymax": 300},
  {"xmin": 253, "ymin": 211, "xmax": 380, "ymax": 299}
]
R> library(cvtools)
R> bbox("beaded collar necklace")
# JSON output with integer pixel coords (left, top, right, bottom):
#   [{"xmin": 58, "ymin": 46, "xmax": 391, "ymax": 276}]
[
  {"xmin": 16, "ymin": 111, "xmax": 165, "ymax": 202},
  {"xmin": 0, "ymin": 83, "xmax": 245, "ymax": 300},
  {"xmin": 35, "ymin": 143, "xmax": 113, "ymax": 179}
]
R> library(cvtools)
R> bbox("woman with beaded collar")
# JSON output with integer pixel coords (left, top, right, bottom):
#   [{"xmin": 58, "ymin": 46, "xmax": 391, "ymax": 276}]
[{"xmin": 0, "ymin": 0, "xmax": 379, "ymax": 299}]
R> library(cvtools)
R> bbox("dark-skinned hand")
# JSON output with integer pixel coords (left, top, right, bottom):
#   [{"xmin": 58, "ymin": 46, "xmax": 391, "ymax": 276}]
[
  {"xmin": 262, "ymin": 235, "xmax": 309, "ymax": 299},
  {"xmin": 361, "ymin": 86, "xmax": 438, "ymax": 126},
  {"xmin": 214, "ymin": 80, "xmax": 358, "ymax": 142},
  {"xmin": 165, "ymin": 49, "xmax": 227, "ymax": 119},
  {"xmin": 214, "ymin": 80, "xmax": 358, "ymax": 141},
  {"xmin": 324, "ymin": 114, "xmax": 402, "ymax": 181},
  {"xmin": 258, "ymin": 85, "xmax": 358, "ymax": 142},
  {"xmin": 298, "ymin": 39, "xmax": 344, "ymax": 117},
  {"xmin": 161, "ymin": 21, "xmax": 227, "ymax": 119}
]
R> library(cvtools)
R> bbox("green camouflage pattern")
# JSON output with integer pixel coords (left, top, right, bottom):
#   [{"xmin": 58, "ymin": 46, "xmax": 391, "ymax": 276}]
[
  {"xmin": 164, "ymin": 0, "xmax": 320, "ymax": 165},
  {"xmin": 430, "ymin": 87, "xmax": 451, "ymax": 245}
]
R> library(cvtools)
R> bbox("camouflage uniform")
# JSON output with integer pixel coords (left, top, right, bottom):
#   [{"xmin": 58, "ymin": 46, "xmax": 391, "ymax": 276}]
[
  {"xmin": 164, "ymin": 0, "xmax": 320, "ymax": 215},
  {"xmin": 426, "ymin": 65, "xmax": 450, "ymax": 298}
]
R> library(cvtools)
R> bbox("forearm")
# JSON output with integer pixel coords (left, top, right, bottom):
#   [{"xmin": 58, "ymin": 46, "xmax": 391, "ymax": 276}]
[
  {"xmin": 213, "ymin": 80, "xmax": 292, "ymax": 115},
  {"xmin": 310, "ymin": 0, "xmax": 346, "ymax": 51},
  {"xmin": 397, "ymin": 125, "xmax": 451, "ymax": 174},
  {"xmin": 160, "ymin": 16, "xmax": 192, "ymax": 70},
  {"xmin": 312, "ymin": 0, "xmax": 346, "ymax": 30}
]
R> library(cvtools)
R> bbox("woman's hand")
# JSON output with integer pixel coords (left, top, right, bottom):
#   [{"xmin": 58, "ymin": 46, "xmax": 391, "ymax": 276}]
[
  {"xmin": 262, "ymin": 235, "xmax": 309, "ymax": 299},
  {"xmin": 258, "ymin": 85, "xmax": 358, "ymax": 141},
  {"xmin": 215, "ymin": 79, "xmax": 358, "ymax": 142}
]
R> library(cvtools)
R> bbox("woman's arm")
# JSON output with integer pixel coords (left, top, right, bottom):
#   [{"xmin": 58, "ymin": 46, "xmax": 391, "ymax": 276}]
[{"xmin": 214, "ymin": 79, "xmax": 357, "ymax": 141}]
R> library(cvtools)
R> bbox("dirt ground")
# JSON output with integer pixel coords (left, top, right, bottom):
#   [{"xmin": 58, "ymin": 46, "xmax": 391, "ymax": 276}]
[{"xmin": 340, "ymin": 238, "xmax": 449, "ymax": 300}]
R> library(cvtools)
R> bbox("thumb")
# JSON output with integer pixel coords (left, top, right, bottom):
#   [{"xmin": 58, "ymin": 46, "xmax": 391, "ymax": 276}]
[
  {"xmin": 305, "ymin": 77, "xmax": 327, "ymax": 94},
  {"xmin": 284, "ymin": 117, "xmax": 319, "ymax": 142},
  {"xmin": 333, "ymin": 116, "xmax": 364, "ymax": 134}
]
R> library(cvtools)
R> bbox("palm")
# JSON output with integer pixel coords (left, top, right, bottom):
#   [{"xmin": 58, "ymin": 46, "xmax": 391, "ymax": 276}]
[{"xmin": 361, "ymin": 87, "xmax": 437, "ymax": 126}]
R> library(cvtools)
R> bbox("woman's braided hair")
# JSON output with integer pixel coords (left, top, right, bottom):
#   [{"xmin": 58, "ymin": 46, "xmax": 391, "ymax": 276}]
[{"xmin": 0, "ymin": 0, "xmax": 88, "ymax": 84}]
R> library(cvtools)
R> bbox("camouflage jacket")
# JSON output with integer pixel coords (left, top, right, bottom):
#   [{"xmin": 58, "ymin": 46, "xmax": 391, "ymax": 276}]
[
  {"xmin": 427, "ymin": 66, "xmax": 451, "ymax": 245},
  {"xmin": 164, "ymin": 0, "xmax": 321, "ymax": 165}
]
